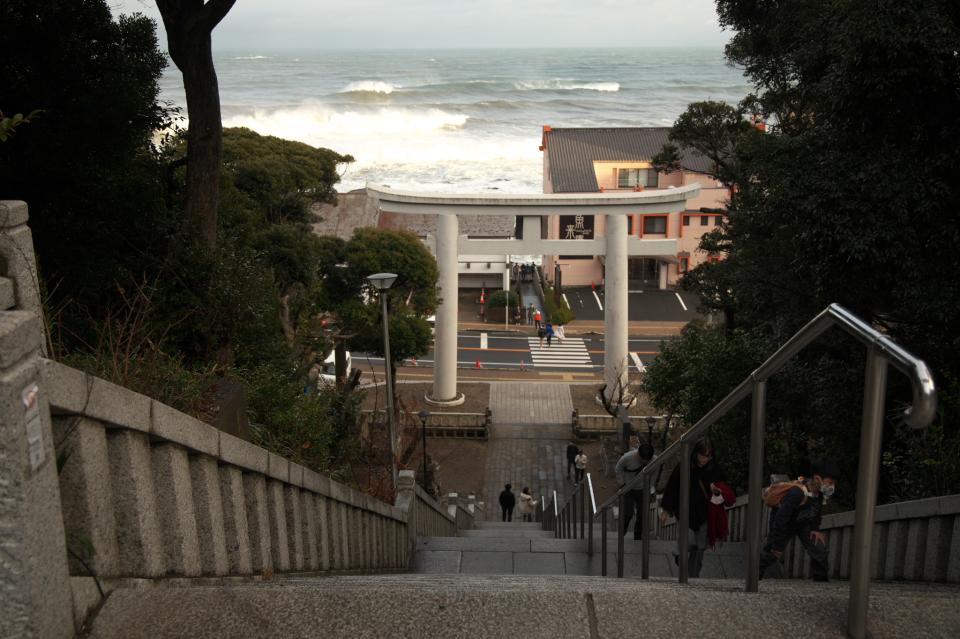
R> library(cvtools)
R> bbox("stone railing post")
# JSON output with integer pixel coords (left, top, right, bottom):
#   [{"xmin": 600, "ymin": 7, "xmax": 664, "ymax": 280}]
[
  {"xmin": 0, "ymin": 310, "xmax": 73, "ymax": 638},
  {"xmin": 395, "ymin": 469, "xmax": 416, "ymax": 564},
  {"xmin": 0, "ymin": 201, "xmax": 45, "ymax": 352}
]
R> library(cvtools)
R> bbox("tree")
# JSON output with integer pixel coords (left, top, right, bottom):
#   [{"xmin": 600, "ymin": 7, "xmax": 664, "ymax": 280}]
[
  {"xmin": 0, "ymin": 0, "xmax": 171, "ymax": 347},
  {"xmin": 645, "ymin": 0, "xmax": 960, "ymax": 500},
  {"xmin": 156, "ymin": 0, "xmax": 237, "ymax": 250},
  {"xmin": 320, "ymin": 228, "xmax": 439, "ymax": 373}
]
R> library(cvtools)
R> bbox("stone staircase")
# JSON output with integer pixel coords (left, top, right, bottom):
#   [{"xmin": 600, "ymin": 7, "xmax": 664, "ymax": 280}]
[
  {"xmin": 85, "ymin": 574, "xmax": 960, "ymax": 639},
  {"xmin": 413, "ymin": 520, "xmax": 748, "ymax": 577}
]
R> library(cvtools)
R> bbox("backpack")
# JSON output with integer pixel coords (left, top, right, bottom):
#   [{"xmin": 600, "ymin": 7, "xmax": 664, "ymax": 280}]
[
  {"xmin": 761, "ymin": 480, "xmax": 806, "ymax": 507},
  {"xmin": 537, "ymin": 326, "xmax": 546, "ymax": 337}
]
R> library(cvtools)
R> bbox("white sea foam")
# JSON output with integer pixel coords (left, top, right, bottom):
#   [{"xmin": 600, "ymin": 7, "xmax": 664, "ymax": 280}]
[
  {"xmin": 338, "ymin": 81, "xmax": 397, "ymax": 94},
  {"xmin": 514, "ymin": 79, "xmax": 620, "ymax": 92},
  {"xmin": 220, "ymin": 101, "xmax": 542, "ymax": 194},
  {"xmin": 233, "ymin": 55, "xmax": 271, "ymax": 60}
]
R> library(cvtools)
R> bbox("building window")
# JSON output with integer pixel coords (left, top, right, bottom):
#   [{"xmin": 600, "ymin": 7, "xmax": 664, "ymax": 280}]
[
  {"xmin": 683, "ymin": 216, "xmax": 691, "ymax": 226},
  {"xmin": 700, "ymin": 216, "xmax": 709, "ymax": 226},
  {"xmin": 679, "ymin": 257, "xmax": 689, "ymax": 274},
  {"xmin": 618, "ymin": 168, "xmax": 658, "ymax": 189},
  {"xmin": 643, "ymin": 216, "xmax": 667, "ymax": 234},
  {"xmin": 627, "ymin": 216, "xmax": 634, "ymax": 234}
]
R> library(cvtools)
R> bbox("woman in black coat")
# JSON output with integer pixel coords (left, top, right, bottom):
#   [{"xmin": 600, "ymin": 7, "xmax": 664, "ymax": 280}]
[{"xmin": 659, "ymin": 438, "xmax": 726, "ymax": 578}]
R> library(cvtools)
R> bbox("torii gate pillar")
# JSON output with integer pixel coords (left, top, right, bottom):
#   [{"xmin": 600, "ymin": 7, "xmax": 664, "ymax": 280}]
[
  {"xmin": 427, "ymin": 213, "xmax": 465, "ymax": 405},
  {"xmin": 604, "ymin": 214, "xmax": 629, "ymax": 399}
]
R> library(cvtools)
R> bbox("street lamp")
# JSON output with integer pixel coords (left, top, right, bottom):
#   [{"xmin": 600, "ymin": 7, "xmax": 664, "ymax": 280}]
[
  {"xmin": 367, "ymin": 272, "xmax": 399, "ymax": 490},
  {"xmin": 644, "ymin": 416, "xmax": 658, "ymax": 449},
  {"xmin": 616, "ymin": 404, "xmax": 633, "ymax": 452},
  {"xmin": 418, "ymin": 410, "xmax": 430, "ymax": 492}
]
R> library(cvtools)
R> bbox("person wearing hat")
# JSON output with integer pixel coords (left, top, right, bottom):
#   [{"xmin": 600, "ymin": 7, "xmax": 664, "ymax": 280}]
[{"xmin": 758, "ymin": 459, "xmax": 840, "ymax": 582}]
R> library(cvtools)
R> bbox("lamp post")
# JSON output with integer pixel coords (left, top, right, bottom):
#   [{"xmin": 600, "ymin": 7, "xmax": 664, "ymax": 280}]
[
  {"xmin": 418, "ymin": 410, "xmax": 430, "ymax": 493},
  {"xmin": 367, "ymin": 272, "xmax": 399, "ymax": 490},
  {"xmin": 644, "ymin": 416, "xmax": 657, "ymax": 448},
  {"xmin": 616, "ymin": 405, "xmax": 633, "ymax": 452}
]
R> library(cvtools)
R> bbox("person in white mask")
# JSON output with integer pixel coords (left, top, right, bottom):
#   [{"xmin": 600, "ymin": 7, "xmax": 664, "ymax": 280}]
[{"xmin": 758, "ymin": 459, "xmax": 839, "ymax": 582}]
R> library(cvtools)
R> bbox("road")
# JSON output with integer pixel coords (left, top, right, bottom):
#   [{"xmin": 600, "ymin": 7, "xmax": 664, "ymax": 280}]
[{"xmin": 354, "ymin": 330, "xmax": 671, "ymax": 377}]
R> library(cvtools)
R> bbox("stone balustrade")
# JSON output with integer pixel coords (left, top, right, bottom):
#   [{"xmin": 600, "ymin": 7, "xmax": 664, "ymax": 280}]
[
  {"xmin": 361, "ymin": 409, "xmax": 490, "ymax": 438},
  {"xmin": 657, "ymin": 493, "xmax": 960, "ymax": 582},
  {"xmin": 0, "ymin": 201, "xmax": 475, "ymax": 637}
]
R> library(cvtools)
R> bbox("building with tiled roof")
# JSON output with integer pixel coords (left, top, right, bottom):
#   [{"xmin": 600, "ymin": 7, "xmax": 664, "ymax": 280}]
[{"xmin": 540, "ymin": 126, "xmax": 729, "ymax": 289}]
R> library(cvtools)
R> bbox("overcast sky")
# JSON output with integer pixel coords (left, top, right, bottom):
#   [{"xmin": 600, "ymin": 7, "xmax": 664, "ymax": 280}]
[{"xmin": 111, "ymin": 0, "xmax": 728, "ymax": 50}]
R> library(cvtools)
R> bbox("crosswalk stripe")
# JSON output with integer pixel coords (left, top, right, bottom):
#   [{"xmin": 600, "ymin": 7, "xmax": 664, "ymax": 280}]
[{"xmin": 527, "ymin": 337, "xmax": 593, "ymax": 368}]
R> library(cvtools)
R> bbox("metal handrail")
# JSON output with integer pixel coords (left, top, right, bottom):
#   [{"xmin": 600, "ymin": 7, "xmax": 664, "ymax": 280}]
[
  {"xmin": 544, "ymin": 474, "xmax": 597, "ymax": 542},
  {"xmin": 588, "ymin": 303, "xmax": 936, "ymax": 639}
]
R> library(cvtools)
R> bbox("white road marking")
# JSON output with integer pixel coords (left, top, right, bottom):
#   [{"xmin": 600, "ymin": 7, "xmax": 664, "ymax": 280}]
[
  {"xmin": 480, "ymin": 332, "xmax": 488, "ymax": 350},
  {"xmin": 630, "ymin": 352, "xmax": 646, "ymax": 373},
  {"xmin": 675, "ymin": 293, "xmax": 688, "ymax": 311},
  {"xmin": 592, "ymin": 291, "xmax": 604, "ymax": 311},
  {"xmin": 562, "ymin": 293, "xmax": 570, "ymax": 308}
]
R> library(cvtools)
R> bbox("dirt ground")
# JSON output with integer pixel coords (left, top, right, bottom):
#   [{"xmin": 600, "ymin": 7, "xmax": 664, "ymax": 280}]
[
  {"xmin": 568, "ymin": 383, "xmax": 657, "ymax": 417},
  {"xmin": 361, "ymin": 382, "xmax": 491, "ymax": 414}
]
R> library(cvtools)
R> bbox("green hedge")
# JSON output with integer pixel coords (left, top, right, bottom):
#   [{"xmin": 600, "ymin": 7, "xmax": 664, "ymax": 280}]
[{"xmin": 543, "ymin": 287, "xmax": 574, "ymax": 324}]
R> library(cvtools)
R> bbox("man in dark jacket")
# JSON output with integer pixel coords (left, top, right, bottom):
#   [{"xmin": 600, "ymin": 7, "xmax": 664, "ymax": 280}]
[
  {"xmin": 759, "ymin": 460, "xmax": 839, "ymax": 581},
  {"xmin": 499, "ymin": 484, "xmax": 516, "ymax": 522},
  {"xmin": 659, "ymin": 438, "xmax": 725, "ymax": 577},
  {"xmin": 566, "ymin": 442, "xmax": 579, "ymax": 480},
  {"xmin": 615, "ymin": 442, "xmax": 655, "ymax": 539}
]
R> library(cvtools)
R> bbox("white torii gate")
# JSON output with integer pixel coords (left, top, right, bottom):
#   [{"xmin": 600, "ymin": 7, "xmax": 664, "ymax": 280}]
[{"xmin": 366, "ymin": 183, "xmax": 701, "ymax": 406}]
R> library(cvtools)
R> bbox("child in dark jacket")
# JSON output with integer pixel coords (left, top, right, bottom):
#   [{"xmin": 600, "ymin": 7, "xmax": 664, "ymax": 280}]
[{"xmin": 759, "ymin": 460, "xmax": 839, "ymax": 581}]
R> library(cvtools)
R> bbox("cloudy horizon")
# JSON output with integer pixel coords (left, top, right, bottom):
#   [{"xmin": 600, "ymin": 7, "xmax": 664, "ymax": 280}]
[{"xmin": 111, "ymin": 0, "xmax": 729, "ymax": 51}]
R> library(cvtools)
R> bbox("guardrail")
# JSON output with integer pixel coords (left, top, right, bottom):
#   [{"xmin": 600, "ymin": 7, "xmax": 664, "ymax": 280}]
[
  {"xmin": 658, "ymin": 493, "xmax": 960, "ymax": 583},
  {"xmin": 592, "ymin": 303, "xmax": 937, "ymax": 639}
]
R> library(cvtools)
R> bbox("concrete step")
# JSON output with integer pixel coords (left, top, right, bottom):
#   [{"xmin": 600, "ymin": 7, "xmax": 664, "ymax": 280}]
[
  {"xmin": 474, "ymin": 521, "xmax": 545, "ymax": 530},
  {"xmin": 414, "ymin": 538, "xmax": 748, "ymax": 577},
  {"xmin": 460, "ymin": 529, "xmax": 555, "ymax": 539},
  {"xmin": 86, "ymin": 574, "xmax": 960, "ymax": 639}
]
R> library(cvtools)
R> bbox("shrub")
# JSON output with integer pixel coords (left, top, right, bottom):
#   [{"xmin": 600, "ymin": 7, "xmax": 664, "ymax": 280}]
[{"xmin": 543, "ymin": 287, "xmax": 574, "ymax": 324}]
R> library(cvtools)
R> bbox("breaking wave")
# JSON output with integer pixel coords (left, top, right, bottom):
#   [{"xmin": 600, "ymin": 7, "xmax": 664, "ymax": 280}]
[
  {"xmin": 514, "ymin": 80, "xmax": 621, "ymax": 92},
  {"xmin": 339, "ymin": 81, "xmax": 398, "ymax": 94}
]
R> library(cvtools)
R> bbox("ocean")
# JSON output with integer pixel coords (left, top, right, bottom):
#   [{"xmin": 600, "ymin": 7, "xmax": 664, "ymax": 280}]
[{"xmin": 158, "ymin": 48, "xmax": 751, "ymax": 193}]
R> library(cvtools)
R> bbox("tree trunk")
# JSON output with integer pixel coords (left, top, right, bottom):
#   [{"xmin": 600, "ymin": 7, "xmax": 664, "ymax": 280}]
[{"xmin": 157, "ymin": 0, "xmax": 236, "ymax": 250}]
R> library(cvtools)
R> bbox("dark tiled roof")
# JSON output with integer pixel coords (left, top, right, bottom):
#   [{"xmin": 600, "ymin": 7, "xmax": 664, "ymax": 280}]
[{"xmin": 543, "ymin": 127, "xmax": 713, "ymax": 193}]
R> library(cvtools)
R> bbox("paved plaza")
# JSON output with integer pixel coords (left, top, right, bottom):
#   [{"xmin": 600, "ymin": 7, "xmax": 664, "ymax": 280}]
[{"xmin": 482, "ymin": 383, "xmax": 577, "ymax": 521}]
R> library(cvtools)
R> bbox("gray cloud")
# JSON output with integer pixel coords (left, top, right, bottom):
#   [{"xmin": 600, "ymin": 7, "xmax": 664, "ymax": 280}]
[{"xmin": 110, "ymin": 0, "xmax": 727, "ymax": 49}]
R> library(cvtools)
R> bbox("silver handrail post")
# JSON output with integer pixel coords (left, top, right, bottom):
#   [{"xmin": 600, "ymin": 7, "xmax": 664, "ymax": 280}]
[
  {"xmin": 617, "ymin": 493, "xmax": 625, "ymax": 577},
  {"xmin": 848, "ymin": 346, "xmax": 889, "ymax": 639},
  {"xmin": 587, "ymin": 474, "xmax": 596, "ymax": 556},
  {"xmin": 580, "ymin": 480, "xmax": 586, "ymax": 539},
  {"xmin": 641, "ymin": 473, "xmax": 651, "ymax": 579},
  {"xmin": 679, "ymin": 440, "xmax": 691, "ymax": 583},
  {"xmin": 571, "ymin": 491, "xmax": 578, "ymax": 539},
  {"xmin": 745, "ymin": 379, "xmax": 767, "ymax": 592},
  {"xmin": 601, "ymin": 508, "xmax": 608, "ymax": 576},
  {"xmin": 553, "ymin": 490, "xmax": 559, "ymax": 538}
]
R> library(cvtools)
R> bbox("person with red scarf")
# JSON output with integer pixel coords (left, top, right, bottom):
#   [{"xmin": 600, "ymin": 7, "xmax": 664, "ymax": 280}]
[{"xmin": 660, "ymin": 438, "xmax": 732, "ymax": 577}]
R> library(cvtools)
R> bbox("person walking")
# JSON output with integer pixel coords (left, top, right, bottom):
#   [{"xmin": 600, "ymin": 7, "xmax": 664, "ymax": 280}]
[
  {"xmin": 533, "ymin": 308, "xmax": 542, "ymax": 329},
  {"xmin": 555, "ymin": 323, "xmax": 565, "ymax": 344},
  {"xmin": 566, "ymin": 442, "xmax": 579, "ymax": 480},
  {"xmin": 518, "ymin": 487, "xmax": 537, "ymax": 522},
  {"xmin": 659, "ymin": 438, "xmax": 727, "ymax": 577},
  {"xmin": 499, "ymin": 483, "xmax": 516, "ymax": 522},
  {"xmin": 615, "ymin": 442, "xmax": 655, "ymax": 539},
  {"xmin": 526, "ymin": 303, "xmax": 534, "ymax": 325},
  {"xmin": 537, "ymin": 323, "xmax": 546, "ymax": 348},
  {"xmin": 545, "ymin": 321, "xmax": 555, "ymax": 347},
  {"xmin": 758, "ymin": 460, "xmax": 839, "ymax": 581},
  {"xmin": 574, "ymin": 448, "xmax": 588, "ymax": 483}
]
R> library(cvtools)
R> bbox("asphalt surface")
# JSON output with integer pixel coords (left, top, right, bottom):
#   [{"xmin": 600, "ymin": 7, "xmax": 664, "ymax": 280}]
[
  {"xmin": 561, "ymin": 286, "xmax": 702, "ymax": 322},
  {"xmin": 355, "ymin": 331, "xmax": 672, "ymax": 374}
]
